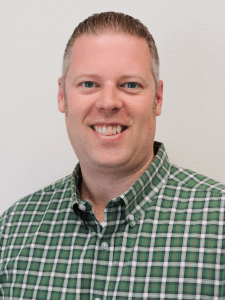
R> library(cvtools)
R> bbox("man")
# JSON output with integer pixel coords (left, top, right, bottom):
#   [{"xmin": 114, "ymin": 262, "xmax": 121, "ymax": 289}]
[{"xmin": 0, "ymin": 12, "xmax": 225, "ymax": 299}]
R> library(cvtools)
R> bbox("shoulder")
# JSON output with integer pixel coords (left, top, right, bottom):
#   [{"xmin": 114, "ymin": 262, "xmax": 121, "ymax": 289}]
[
  {"xmin": 168, "ymin": 163, "xmax": 225, "ymax": 195},
  {"xmin": 0, "ymin": 174, "xmax": 72, "ymax": 229}
]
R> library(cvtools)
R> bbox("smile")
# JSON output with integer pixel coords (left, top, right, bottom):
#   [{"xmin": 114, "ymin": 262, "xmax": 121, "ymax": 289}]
[{"xmin": 91, "ymin": 125, "xmax": 127, "ymax": 136}]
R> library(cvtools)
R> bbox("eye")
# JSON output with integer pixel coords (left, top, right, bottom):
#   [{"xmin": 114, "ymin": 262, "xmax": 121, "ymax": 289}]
[
  {"xmin": 81, "ymin": 81, "xmax": 96, "ymax": 88},
  {"xmin": 123, "ymin": 82, "xmax": 140, "ymax": 89}
]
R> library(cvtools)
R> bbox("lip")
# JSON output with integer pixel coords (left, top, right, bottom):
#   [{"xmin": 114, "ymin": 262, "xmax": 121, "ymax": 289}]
[{"xmin": 90, "ymin": 122, "xmax": 128, "ymax": 127}]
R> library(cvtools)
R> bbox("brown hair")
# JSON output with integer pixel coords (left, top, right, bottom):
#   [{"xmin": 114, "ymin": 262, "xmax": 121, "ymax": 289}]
[{"xmin": 61, "ymin": 11, "xmax": 159, "ymax": 93}]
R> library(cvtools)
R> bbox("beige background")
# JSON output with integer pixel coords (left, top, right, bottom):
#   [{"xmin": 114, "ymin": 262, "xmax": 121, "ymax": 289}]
[{"xmin": 1, "ymin": 0, "xmax": 225, "ymax": 215}]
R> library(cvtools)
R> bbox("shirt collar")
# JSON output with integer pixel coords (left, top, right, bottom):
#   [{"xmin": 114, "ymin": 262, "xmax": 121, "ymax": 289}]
[{"xmin": 71, "ymin": 142, "xmax": 170, "ymax": 226}]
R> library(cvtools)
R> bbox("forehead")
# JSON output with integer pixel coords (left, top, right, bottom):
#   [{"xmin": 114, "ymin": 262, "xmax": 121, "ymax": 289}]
[{"xmin": 68, "ymin": 32, "xmax": 152, "ymax": 78}]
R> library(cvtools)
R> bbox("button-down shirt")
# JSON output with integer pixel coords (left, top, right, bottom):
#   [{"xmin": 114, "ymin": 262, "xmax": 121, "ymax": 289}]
[{"xmin": 1, "ymin": 142, "xmax": 225, "ymax": 299}]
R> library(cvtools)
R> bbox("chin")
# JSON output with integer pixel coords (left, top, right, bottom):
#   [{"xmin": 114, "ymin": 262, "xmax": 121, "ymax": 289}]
[
  {"xmin": 96, "ymin": 159, "xmax": 126, "ymax": 169},
  {"xmin": 93, "ymin": 155, "xmax": 130, "ymax": 169}
]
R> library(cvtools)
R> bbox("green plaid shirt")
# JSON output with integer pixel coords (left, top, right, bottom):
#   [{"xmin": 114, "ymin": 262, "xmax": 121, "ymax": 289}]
[{"xmin": 1, "ymin": 142, "xmax": 225, "ymax": 299}]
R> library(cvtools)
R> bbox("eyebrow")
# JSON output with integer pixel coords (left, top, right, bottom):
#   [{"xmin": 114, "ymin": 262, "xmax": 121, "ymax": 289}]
[
  {"xmin": 73, "ymin": 73, "xmax": 147, "ymax": 83},
  {"xmin": 73, "ymin": 74, "xmax": 101, "ymax": 80},
  {"xmin": 120, "ymin": 74, "xmax": 147, "ymax": 82}
]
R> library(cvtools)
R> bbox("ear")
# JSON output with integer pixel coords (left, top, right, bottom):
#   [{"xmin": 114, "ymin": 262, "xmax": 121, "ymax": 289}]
[
  {"xmin": 156, "ymin": 80, "xmax": 163, "ymax": 116},
  {"xmin": 58, "ymin": 78, "xmax": 66, "ymax": 113}
]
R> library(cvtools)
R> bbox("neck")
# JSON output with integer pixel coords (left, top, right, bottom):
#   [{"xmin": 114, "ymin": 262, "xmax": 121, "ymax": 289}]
[{"xmin": 80, "ymin": 152, "xmax": 155, "ymax": 210}]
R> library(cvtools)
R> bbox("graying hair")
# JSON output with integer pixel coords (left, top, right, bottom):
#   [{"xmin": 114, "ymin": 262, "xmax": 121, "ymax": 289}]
[{"xmin": 61, "ymin": 12, "xmax": 160, "ymax": 97}]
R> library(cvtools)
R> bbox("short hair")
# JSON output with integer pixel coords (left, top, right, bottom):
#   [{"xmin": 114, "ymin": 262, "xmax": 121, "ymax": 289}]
[{"xmin": 61, "ymin": 11, "xmax": 160, "ymax": 94}]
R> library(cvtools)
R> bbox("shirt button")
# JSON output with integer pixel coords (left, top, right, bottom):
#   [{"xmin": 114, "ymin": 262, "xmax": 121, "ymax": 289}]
[
  {"xmin": 101, "ymin": 242, "xmax": 109, "ymax": 250},
  {"xmin": 128, "ymin": 214, "xmax": 134, "ymax": 221},
  {"xmin": 78, "ymin": 204, "xmax": 86, "ymax": 211}
]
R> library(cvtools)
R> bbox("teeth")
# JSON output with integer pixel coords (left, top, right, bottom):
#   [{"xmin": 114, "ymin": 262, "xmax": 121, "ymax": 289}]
[
  {"xmin": 107, "ymin": 126, "xmax": 112, "ymax": 135},
  {"xmin": 102, "ymin": 126, "xmax": 106, "ymax": 134},
  {"xmin": 93, "ymin": 125, "xmax": 125, "ymax": 136},
  {"xmin": 117, "ymin": 125, "xmax": 122, "ymax": 134}
]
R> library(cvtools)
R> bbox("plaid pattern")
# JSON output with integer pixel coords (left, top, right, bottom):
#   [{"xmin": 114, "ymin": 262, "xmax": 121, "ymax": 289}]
[{"xmin": 1, "ymin": 142, "xmax": 225, "ymax": 299}]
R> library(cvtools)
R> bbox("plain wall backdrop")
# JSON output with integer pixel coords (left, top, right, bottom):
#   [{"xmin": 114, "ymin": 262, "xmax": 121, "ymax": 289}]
[{"xmin": 1, "ymin": 0, "xmax": 225, "ymax": 215}]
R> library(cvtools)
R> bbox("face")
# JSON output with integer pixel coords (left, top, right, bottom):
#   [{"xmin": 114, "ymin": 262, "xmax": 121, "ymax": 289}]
[{"xmin": 58, "ymin": 32, "xmax": 163, "ymax": 175}]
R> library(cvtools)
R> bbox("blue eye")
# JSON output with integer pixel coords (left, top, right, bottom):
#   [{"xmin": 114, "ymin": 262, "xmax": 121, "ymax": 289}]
[
  {"xmin": 125, "ymin": 82, "xmax": 139, "ymax": 89},
  {"xmin": 81, "ymin": 81, "xmax": 95, "ymax": 88}
]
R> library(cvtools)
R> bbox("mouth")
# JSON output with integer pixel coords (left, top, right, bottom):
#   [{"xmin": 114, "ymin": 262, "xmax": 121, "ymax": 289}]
[{"xmin": 91, "ymin": 124, "xmax": 128, "ymax": 136}]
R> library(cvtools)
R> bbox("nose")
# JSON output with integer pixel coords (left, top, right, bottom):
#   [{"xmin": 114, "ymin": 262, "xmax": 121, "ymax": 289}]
[{"xmin": 95, "ymin": 84, "xmax": 123, "ymax": 115}]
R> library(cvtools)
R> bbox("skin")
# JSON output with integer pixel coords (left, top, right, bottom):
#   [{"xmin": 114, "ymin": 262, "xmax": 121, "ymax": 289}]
[{"xmin": 58, "ymin": 32, "xmax": 163, "ymax": 222}]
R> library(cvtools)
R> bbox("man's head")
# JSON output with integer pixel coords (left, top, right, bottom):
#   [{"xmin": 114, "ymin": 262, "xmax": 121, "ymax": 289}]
[
  {"xmin": 58, "ymin": 12, "xmax": 163, "ymax": 175},
  {"xmin": 61, "ymin": 12, "xmax": 160, "ymax": 101}
]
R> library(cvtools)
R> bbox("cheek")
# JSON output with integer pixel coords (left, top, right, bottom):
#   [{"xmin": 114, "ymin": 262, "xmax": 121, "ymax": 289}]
[
  {"xmin": 143, "ymin": 118, "xmax": 155, "ymax": 135},
  {"xmin": 67, "ymin": 93, "xmax": 95, "ymax": 121},
  {"xmin": 133, "ymin": 101, "xmax": 155, "ymax": 127}
]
